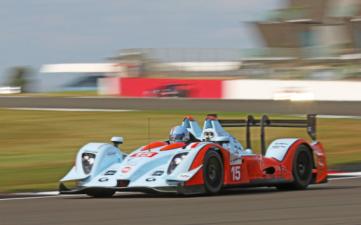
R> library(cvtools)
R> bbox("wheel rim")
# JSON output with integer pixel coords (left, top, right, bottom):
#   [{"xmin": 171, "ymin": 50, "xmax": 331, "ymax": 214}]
[
  {"xmin": 296, "ymin": 151, "xmax": 311, "ymax": 180},
  {"xmin": 206, "ymin": 157, "xmax": 222, "ymax": 188}
]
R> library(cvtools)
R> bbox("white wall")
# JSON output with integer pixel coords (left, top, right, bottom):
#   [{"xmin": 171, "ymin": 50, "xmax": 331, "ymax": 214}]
[
  {"xmin": 155, "ymin": 62, "xmax": 242, "ymax": 72},
  {"xmin": 223, "ymin": 79, "xmax": 361, "ymax": 101},
  {"xmin": 97, "ymin": 77, "xmax": 121, "ymax": 96}
]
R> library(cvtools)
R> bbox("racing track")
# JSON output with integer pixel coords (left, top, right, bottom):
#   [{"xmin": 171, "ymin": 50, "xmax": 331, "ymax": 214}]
[
  {"xmin": 0, "ymin": 96, "xmax": 361, "ymax": 115},
  {"xmin": 1, "ymin": 178, "xmax": 361, "ymax": 225},
  {"xmin": 1, "ymin": 96, "xmax": 361, "ymax": 225}
]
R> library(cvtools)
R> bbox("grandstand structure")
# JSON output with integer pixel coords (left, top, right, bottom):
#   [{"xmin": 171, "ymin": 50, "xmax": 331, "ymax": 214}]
[
  {"xmin": 108, "ymin": 1, "xmax": 361, "ymax": 80},
  {"xmin": 42, "ymin": 0, "xmax": 361, "ymax": 84},
  {"xmin": 255, "ymin": 0, "xmax": 361, "ymax": 56}
]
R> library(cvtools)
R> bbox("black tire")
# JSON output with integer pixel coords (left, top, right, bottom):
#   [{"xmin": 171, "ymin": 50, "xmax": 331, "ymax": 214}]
[
  {"xmin": 86, "ymin": 189, "xmax": 115, "ymax": 198},
  {"xmin": 277, "ymin": 145, "xmax": 313, "ymax": 190},
  {"xmin": 203, "ymin": 150, "xmax": 224, "ymax": 194}
]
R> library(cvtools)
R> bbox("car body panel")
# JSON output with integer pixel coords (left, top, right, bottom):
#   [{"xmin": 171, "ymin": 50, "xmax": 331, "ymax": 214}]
[{"xmin": 265, "ymin": 138, "xmax": 299, "ymax": 161}]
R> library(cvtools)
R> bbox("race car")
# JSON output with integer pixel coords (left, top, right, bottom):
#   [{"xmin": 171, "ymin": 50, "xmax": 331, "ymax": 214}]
[{"xmin": 59, "ymin": 114, "xmax": 328, "ymax": 197}]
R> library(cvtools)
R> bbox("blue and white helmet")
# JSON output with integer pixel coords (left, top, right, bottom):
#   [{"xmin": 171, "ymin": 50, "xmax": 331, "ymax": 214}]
[{"xmin": 169, "ymin": 125, "xmax": 190, "ymax": 143}]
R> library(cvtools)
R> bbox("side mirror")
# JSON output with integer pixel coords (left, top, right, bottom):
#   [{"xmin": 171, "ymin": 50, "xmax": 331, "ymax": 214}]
[{"xmin": 111, "ymin": 136, "xmax": 124, "ymax": 147}]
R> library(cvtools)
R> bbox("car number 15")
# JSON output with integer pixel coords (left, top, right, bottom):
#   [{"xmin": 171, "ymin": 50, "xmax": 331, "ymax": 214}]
[{"xmin": 231, "ymin": 165, "xmax": 241, "ymax": 181}]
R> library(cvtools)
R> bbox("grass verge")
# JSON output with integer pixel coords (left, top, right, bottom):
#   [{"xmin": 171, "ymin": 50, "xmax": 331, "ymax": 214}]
[{"xmin": 0, "ymin": 109, "xmax": 360, "ymax": 192}]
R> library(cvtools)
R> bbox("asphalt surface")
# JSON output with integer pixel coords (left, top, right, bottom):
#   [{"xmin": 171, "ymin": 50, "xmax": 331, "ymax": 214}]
[
  {"xmin": 1, "ymin": 96, "xmax": 361, "ymax": 115},
  {"xmin": 1, "ymin": 178, "xmax": 361, "ymax": 225},
  {"xmin": 1, "ymin": 96, "xmax": 360, "ymax": 225}
]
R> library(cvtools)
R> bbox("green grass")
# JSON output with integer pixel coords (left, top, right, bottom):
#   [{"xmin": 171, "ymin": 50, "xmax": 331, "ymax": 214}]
[{"xmin": 0, "ymin": 109, "xmax": 361, "ymax": 192}]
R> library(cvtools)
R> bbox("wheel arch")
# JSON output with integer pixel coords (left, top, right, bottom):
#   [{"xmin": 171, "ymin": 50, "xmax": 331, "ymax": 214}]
[
  {"xmin": 184, "ymin": 143, "xmax": 228, "ymax": 187},
  {"xmin": 285, "ymin": 141, "xmax": 316, "ymax": 169},
  {"xmin": 277, "ymin": 139, "xmax": 315, "ymax": 183},
  {"xmin": 266, "ymin": 138, "xmax": 315, "ymax": 168}
]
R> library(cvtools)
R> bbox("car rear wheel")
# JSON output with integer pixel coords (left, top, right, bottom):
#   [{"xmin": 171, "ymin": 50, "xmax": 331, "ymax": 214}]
[
  {"xmin": 277, "ymin": 145, "xmax": 313, "ymax": 190},
  {"xmin": 203, "ymin": 150, "xmax": 224, "ymax": 194}
]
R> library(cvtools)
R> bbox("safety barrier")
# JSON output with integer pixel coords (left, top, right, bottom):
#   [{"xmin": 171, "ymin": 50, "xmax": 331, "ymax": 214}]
[{"xmin": 99, "ymin": 78, "xmax": 361, "ymax": 101}]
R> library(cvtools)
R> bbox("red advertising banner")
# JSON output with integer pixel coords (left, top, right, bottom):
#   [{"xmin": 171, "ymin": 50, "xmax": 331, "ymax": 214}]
[{"xmin": 120, "ymin": 78, "xmax": 222, "ymax": 99}]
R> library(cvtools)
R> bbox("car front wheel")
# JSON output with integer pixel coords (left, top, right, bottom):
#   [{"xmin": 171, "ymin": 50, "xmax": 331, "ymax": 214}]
[{"xmin": 203, "ymin": 150, "xmax": 224, "ymax": 194}]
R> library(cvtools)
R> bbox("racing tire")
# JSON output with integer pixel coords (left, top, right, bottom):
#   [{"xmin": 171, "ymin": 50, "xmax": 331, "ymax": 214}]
[
  {"xmin": 277, "ymin": 145, "xmax": 313, "ymax": 190},
  {"xmin": 86, "ymin": 189, "xmax": 115, "ymax": 198},
  {"xmin": 203, "ymin": 150, "xmax": 224, "ymax": 194}
]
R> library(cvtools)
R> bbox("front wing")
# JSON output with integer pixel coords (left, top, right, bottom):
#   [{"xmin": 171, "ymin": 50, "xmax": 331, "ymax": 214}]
[{"xmin": 59, "ymin": 182, "xmax": 206, "ymax": 195}]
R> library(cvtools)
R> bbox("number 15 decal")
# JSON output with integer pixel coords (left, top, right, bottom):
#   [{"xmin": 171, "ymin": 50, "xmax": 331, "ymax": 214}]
[{"xmin": 231, "ymin": 165, "xmax": 241, "ymax": 181}]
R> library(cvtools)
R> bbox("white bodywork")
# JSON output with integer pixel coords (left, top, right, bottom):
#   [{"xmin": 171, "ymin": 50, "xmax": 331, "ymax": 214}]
[
  {"xmin": 60, "ymin": 118, "xmax": 209, "ymax": 192},
  {"xmin": 61, "ymin": 140, "xmax": 209, "ymax": 189},
  {"xmin": 265, "ymin": 138, "xmax": 298, "ymax": 161}
]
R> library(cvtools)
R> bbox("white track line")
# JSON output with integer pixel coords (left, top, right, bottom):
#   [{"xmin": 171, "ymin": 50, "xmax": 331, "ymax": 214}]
[
  {"xmin": 0, "ymin": 191, "xmax": 140, "ymax": 201},
  {"xmin": 15, "ymin": 191, "xmax": 59, "ymax": 196},
  {"xmin": 328, "ymin": 172, "xmax": 361, "ymax": 176},
  {"xmin": 292, "ymin": 114, "xmax": 361, "ymax": 120},
  {"xmin": 318, "ymin": 115, "xmax": 361, "ymax": 119},
  {"xmin": 328, "ymin": 176, "xmax": 361, "ymax": 181},
  {"xmin": 7, "ymin": 108, "xmax": 136, "ymax": 112},
  {"xmin": 328, "ymin": 171, "xmax": 361, "ymax": 180},
  {"xmin": 0, "ymin": 195, "xmax": 65, "ymax": 201},
  {"xmin": 15, "ymin": 191, "xmax": 138, "ymax": 196}
]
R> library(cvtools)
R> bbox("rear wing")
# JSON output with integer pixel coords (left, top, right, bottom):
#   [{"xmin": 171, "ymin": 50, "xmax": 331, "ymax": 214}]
[{"xmin": 218, "ymin": 114, "xmax": 317, "ymax": 155}]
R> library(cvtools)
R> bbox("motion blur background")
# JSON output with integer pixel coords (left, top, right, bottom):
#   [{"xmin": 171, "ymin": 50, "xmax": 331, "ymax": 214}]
[
  {"xmin": 1, "ymin": 0, "xmax": 361, "ymax": 192},
  {"xmin": 2, "ymin": 0, "xmax": 361, "ymax": 94}
]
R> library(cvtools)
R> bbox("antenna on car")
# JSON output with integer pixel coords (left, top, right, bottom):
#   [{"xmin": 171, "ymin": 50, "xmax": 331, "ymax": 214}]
[
  {"xmin": 246, "ymin": 115, "xmax": 255, "ymax": 149},
  {"xmin": 147, "ymin": 117, "xmax": 151, "ymax": 151}
]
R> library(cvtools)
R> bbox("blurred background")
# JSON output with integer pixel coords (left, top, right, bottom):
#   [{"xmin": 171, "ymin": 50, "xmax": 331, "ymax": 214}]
[
  {"xmin": 2, "ymin": 0, "xmax": 361, "ymax": 95},
  {"xmin": 1, "ymin": 0, "xmax": 361, "ymax": 192}
]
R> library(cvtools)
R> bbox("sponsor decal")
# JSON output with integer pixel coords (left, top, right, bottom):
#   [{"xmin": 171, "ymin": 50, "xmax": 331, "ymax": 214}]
[
  {"xmin": 98, "ymin": 177, "xmax": 109, "ymax": 182},
  {"xmin": 105, "ymin": 170, "xmax": 117, "ymax": 175},
  {"xmin": 107, "ymin": 151, "xmax": 117, "ymax": 156},
  {"xmin": 230, "ymin": 156, "xmax": 242, "ymax": 165},
  {"xmin": 121, "ymin": 166, "xmax": 132, "ymax": 173},
  {"xmin": 152, "ymin": 170, "xmax": 164, "ymax": 176},
  {"xmin": 130, "ymin": 152, "xmax": 158, "ymax": 158},
  {"xmin": 271, "ymin": 142, "xmax": 289, "ymax": 149},
  {"xmin": 179, "ymin": 174, "xmax": 191, "ymax": 178},
  {"xmin": 146, "ymin": 177, "xmax": 156, "ymax": 182}
]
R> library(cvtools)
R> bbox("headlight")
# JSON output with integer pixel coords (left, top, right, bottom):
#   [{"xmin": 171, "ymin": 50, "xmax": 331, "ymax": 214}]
[
  {"xmin": 82, "ymin": 153, "xmax": 96, "ymax": 174},
  {"xmin": 167, "ymin": 153, "xmax": 188, "ymax": 174}
]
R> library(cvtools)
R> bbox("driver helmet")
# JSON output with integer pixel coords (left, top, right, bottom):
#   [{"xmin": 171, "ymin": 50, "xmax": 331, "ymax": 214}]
[
  {"xmin": 202, "ymin": 128, "xmax": 215, "ymax": 142},
  {"xmin": 169, "ymin": 125, "xmax": 190, "ymax": 143}
]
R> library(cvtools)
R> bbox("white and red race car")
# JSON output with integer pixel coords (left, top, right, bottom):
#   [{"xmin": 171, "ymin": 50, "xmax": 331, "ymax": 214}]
[{"xmin": 59, "ymin": 114, "xmax": 327, "ymax": 197}]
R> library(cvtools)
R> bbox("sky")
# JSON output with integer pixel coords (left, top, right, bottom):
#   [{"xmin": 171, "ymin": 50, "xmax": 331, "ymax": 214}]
[{"xmin": 0, "ymin": 0, "xmax": 284, "ymax": 83}]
